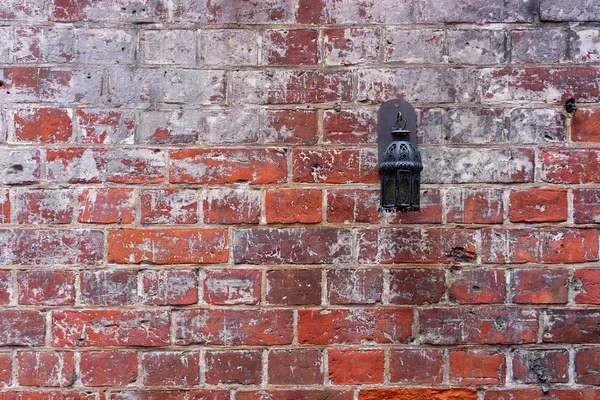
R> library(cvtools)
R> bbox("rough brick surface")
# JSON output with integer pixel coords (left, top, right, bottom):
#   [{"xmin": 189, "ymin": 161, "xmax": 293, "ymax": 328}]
[{"xmin": 3, "ymin": 0, "xmax": 600, "ymax": 397}]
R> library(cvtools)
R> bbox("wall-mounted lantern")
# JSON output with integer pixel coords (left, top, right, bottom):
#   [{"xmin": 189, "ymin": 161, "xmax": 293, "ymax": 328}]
[{"xmin": 378, "ymin": 99, "xmax": 422, "ymax": 212}]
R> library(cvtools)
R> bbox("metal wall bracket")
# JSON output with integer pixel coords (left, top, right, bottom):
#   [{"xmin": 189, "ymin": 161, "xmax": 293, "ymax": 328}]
[{"xmin": 378, "ymin": 99, "xmax": 418, "ymax": 163}]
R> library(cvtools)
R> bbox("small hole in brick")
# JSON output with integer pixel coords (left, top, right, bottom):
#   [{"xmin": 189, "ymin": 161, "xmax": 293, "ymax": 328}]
[
  {"xmin": 472, "ymin": 285, "xmax": 481, "ymax": 292},
  {"xmin": 235, "ymin": 180, "xmax": 250, "ymax": 184},
  {"xmin": 11, "ymin": 165, "xmax": 23, "ymax": 172},
  {"xmin": 121, "ymin": 47, "xmax": 125, "ymax": 51},
  {"xmin": 0, "ymin": 81, "xmax": 3, "ymax": 87}
]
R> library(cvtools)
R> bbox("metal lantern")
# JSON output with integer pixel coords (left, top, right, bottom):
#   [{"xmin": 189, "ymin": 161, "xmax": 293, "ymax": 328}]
[{"xmin": 378, "ymin": 99, "xmax": 422, "ymax": 212}]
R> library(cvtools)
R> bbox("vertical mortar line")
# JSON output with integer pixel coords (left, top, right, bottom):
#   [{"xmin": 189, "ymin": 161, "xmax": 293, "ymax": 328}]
[
  {"xmin": 9, "ymin": 266, "xmax": 16, "ymax": 306},
  {"xmin": 321, "ymin": 266, "xmax": 328, "ymax": 306},
  {"xmin": 10, "ymin": 348, "xmax": 17, "ymax": 389},
  {"xmin": 505, "ymin": 346, "xmax": 514, "ymax": 385},
  {"xmin": 317, "ymin": 27, "xmax": 324, "ymax": 67},
  {"xmin": 137, "ymin": 349, "xmax": 144, "ymax": 388},
  {"xmin": 227, "ymin": 226, "xmax": 234, "ymax": 265},
  {"xmin": 197, "ymin": 267, "xmax": 205, "ymax": 306},
  {"xmin": 257, "ymin": 26, "xmax": 263, "ymax": 67},
  {"xmin": 261, "ymin": 348, "xmax": 268, "ymax": 388},
  {"xmin": 502, "ymin": 187, "xmax": 510, "ymax": 225},
  {"xmin": 321, "ymin": 186, "xmax": 327, "ymax": 224},
  {"xmin": 568, "ymin": 345, "xmax": 576, "ymax": 385},
  {"xmin": 323, "ymin": 347, "xmax": 329, "ymax": 386},
  {"xmin": 292, "ymin": 309, "xmax": 299, "ymax": 345},
  {"xmin": 199, "ymin": 348, "xmax": 206, "ymax": 385},
  {"xmin": 383, "ymin": 347, "xmax": 390, "ymax": 384},
  {"xmin": 505, "ymin": 268, "xmax": 513, "ymax": 304},
  {"xmin": 261, "ymin": 267, "xmax": 267, "ymax": 306},
  {"xmin": 567, "ymin": 188, "xmax": 574, "ymax": 223},
  {"xmin": 440, "ymin": 187, "xmax": 447, "ymax": 224},
  {"xmin": 442, "ymin": 348, "xmax": 450, "ymax": 385},
  {"xmin": 382, "ymin": 268, "xmax": 390, "ymax": 305},
  {"xmin": 73, "ymin": 350, "xmax": 82, "ymax": 387}
]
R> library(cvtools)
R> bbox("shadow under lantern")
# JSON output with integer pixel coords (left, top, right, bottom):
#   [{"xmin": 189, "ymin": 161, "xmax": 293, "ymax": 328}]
[{"xmin": 378, "ymin": 99, "xmax": 423, "ymax": 212}]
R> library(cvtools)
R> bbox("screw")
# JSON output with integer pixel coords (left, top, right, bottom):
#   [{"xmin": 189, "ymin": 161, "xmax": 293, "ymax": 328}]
[{"xmin": 394, "ymin": 103, "xmax": 399, "ymax": 107}]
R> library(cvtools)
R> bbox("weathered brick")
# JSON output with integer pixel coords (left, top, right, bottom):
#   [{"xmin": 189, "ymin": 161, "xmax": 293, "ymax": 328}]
[
  {"xmin": 323, "ymin": 109, "xmax": 377, "ymax": 144},
  {"xmin": 574, "ymin": 269, "xmax": 600, "ymax": 304},
  {"xmin": 0, "ymin": 270, "xmax": 10, "ymax": 304},
  {"xmin": 446, "ymin": 188, "xmax": 504, "ymax": 224},
  {"xmin": 17, "ymin": 351, "xmax": 75, "ymax": 387},
  {"xmin": 140, "ymin": 30, "xmax": 196, "ymax": 65},
  {"xmin": 17, "ymin": 270, "xmax": 75, "ymax": 306},
  {"xmin": 113, "ymin": 390, "xmax": 230, "ymax": 400},
  {"xmin": 239, "ymin": 391, "xmax": 351, "ymax": 400},
  {"xmin": 13, "ymin": 189, "xmax": 73, "ymax": 225},
  {"xmin": 266, "ymin": 269, "xmax": 321, "ymax": 305},
  {"xmin": 576, "ymin": 348, "xmax": 600, "ymax": 385},
  {"xmin": 512, "ymin": 29, "xmax": 568, "ymax": 64},
  {"xmin": 76, "ymin": 29, "xmax": 135, "ymax": 64},
  {"xmin": 14, "ymin": 27, "xmax": 74, "ymax": 63},
  {"xmin": 359, "ymin": 228, "xmax": 477, "ymax": 264},
  {"xmin": 326, "ymin": 188, "xmax": 380, "ymax": 224},
  {"xmin": 200, "ymin": 109, "xmax": 259, "ymax": 144},
  {"xmin": 419, "ymin": 0, "xmax": 534, "ymax": 22},
  {"xmin": 484, "ymin": 390, "xmax": 599, "ymax": 400},
  {"xmin": 0, "ymin": 310, "xmax": 45, "ymax": 346},
  {"xmin": 142, "ymin": 270, "xmax": 198, "ymax": 306},
  {"xmin": 174, "ymin": 0, "xmax": 291, "ymax": 23},
  {"xmin": 540, "ymin": 0, "xmax": 600, "ymax": 21},
  {"xmin": 80, "ymin": 269, "xmax": 138, "ymax": 306},
  {"xmin": 297, "ymin": 0, "xmax": 413, "ymax": 24},
  {"xmin": 445, "ymin": 108, "xmax": 504, "ymax": 144},
  {"xmin": 0, "ymin": 229, "xmax": 104, "ymax": 265},
  {"xmin": 513, "ymin": 350, "xmax": 569, "ymax": 384},
  {"xmin": 174, "ymin": 309, "xmax": 293, "ymax": 346},
  {"xmin": 170, "ymin": 148, "xmax": 287, "ymax": 184},
  {"xmin": 234, "ymin": 228, "xmax": 352, "ymax": 265},
  {"xmin": 266, "ymin": 188, "xmax": 322, "ymax": 224},
  {"xmin": 0, "ymin": 28, "xmax": 9, "ymax": 63},
  {"xmin": 542, "ymin": 148, "xmax": 600, "ymax": 183},
  {"xmin": 205, "ymin": 350, "xmax": 262, "ymax": 385},
  {"xmin": 39, "ymin": 68, "xmax": 103, "ymax": 103},
  {"xmin": 202, "ymin": 189, "xmax": 261, "ymax": 224},
  {"xmin": 268, "ymin": 349, "xmax": 323, "ymax": 385},
  {"xmin": 447, "ymin": 30, "xmax": 506, "ymax": 64},
  {"xmin": 571, "ymin": 29, "xmax": 600, "ymax": 63},
  {"xmin": 0, "ymin": 149, "xmax": 40, "ymax": 185},
  {"xmin": 0, "ymin": 391, "xmax": 101, "ymax": 400},
  {"xmin": 264, "ymin": 29, "xmax": 318, "ymax": 65},
  {"xmin": 384, "ymin": 29, "xmax": 443, "ymax": 63},
  {"xmin": 389, "ymin": 268, "xmax": 445, "ymax": 305},
  {"xmin": 543, "ymin": 310, "xmax": 600, "ymax": 343},
  {"xmin": 142, "ymin": 352, "xmax": 200, "ymax": 386},
  {"xmin": 1, "ymin": 67, "xmax": 41, "ymax": 102},
  {"xmin": 298, "ymin": 308, "xmax": 413, "ymax": 345},
  {"xmin": 509, "ymin": 108, "xmax": 566, "ymax": 143},
  {"xmin": 449, "ymin": 349, "xmax": 505, "ymax": 385},
  {"xmin": 0, "ymin": 190, "xmax": 7, "ymax": 224},
  {"xmin": 0, "ymin": 353, "xmax": 10, "ymax": 386},
  {"xmin": 75, "ymin": 108, "xmax": 135, "ymax": 144},
  {"xmin": 327, "ymin": 269, "xmax": 382, "ymax": 305},
  {"xmin": 509, "ymin": 188, "xmax": 568, "ymax": 222},
  {"xmin": 51, "ymin": 0, "xmax": 169, "ymax": 22},
  {"xmin": 198, "ymin": 29, "xmax": 259, "ymax": 66},
  {"xmin": 390, "ymin": 349, "xmax": 443, "ymax": 384},
  {"xmin": 481, "ymin": 228, "xmax": 598, "ymax": 264},
  {"xmin": 388, "ymin": 189, "xmax": 443, "ymax": 224},
  {"xmin": 292, "ymin": 149, "xmax": 377, "ymax": 184},
  {"xmin": 106, "ymin": 148, "xmax": 166, "ymax": 184},
  {"xmin": 360, "ymin": 389, "xmax": 477, "ymax": 400},
  {"xmin": 323, "ymin": 28, "xmax": 380, "ymax": 66},
  {"xmin": 52, "ymin": 310, "xmax": 170, "ymax": 347},
  {"xmin": 263, "ymin": 109, "xmax": 319, "ymax": 145},
  {"xmin": 204, "ymin": 269, "xmax": 261, "ymax": 305},
  {"xmin": 422, "ymin": 148, "xmax": 534, "ymax": 183},
  {"xmin": 78, "ymin": 188, "xmax": 135, "ymax": 224},
  {"xmin": 108, "ymin": 229, "xmax": 227, "ymax": 264},
  {"xmin": 449, "ymin": 269, "xmax": 506, "ymax": 304},
  {"xmin": 141, "ymin": 189, "xmax": 198, "ymax": 224},
  {"xmin": 138, "ymin": 110, "xmax": 198, "ymax": 145},
  {"xmin": 0, "ymin": 0, "xmax": 45, "ymax": 20},
  {"xmin": 420, "ymin": 308, "xmax": 538, "ymax": 345},
  {"xmin": 80, "ymin": 351, "xmax": 137, "ymax": 387},
  {"xmin": 328, "ymin": 350, "xmax": 384, "ymax": 384},
  {"xmin": 572, "ymin": 108, "xmax": 600, "ymax": 142},
  {"xmin": 512, "ymin": 268, "xmax": 568, "ymax": 304}
]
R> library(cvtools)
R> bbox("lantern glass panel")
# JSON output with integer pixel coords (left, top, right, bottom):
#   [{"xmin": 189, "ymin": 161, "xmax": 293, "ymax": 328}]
[
  {"xmin": 382, "ymin": 171, "xmax": 396, "ymax": 208},
  {"xmin": 412, "ymin": 175, "xmax": 420, "ymax": 205},
  {"xmin": 396, "ymin": 170, "xmax": 411, "ymax": 207}
]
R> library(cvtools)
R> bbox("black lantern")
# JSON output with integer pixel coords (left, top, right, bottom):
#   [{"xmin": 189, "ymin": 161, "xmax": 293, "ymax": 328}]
[{"xmin": 378, "ymin": 100, "xmax": 422, "ymax": 212}]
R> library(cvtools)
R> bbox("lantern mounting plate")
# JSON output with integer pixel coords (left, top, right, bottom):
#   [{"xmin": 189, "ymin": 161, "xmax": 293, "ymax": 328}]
[{"xmin": 378, "ymin": 99, "xmax": 417, "ymax": 164}]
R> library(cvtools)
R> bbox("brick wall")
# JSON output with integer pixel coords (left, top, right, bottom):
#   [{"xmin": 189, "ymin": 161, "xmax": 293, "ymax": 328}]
[{"xmin": 1, "ymin": 0, "xmax": 600, "ymax": 399}]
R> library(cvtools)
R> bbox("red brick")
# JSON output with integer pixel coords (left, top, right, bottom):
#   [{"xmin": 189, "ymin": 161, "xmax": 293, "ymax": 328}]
[
  {"xmin": 204, "ymin": 269, "xmax": 261, "ymax": 305},
  {"xmin": 46, "ymin": 148, "xmax": 107, "ymax": 184},
  {"xmin": 17, "ymin": 270, "xmax": 74, "ymax": 306},
  {"xmin": 141, "ymin": 189, "xmax": 198, "ymax": 224},
  {"xmin": 449, "ymin": 269, "xmax": 506, "ymax": 304},
  {"xmin": 203, "ymin": 189, "xmax": 261, "ymax": 224},
  {"xmin": 238, "ymin": 391, "xmax": 352, "ymax": 400},
  {"xmin": 142, "ymin": 270, "xmax": 198, "ymax": 306},
  {"xmin": 142, "ymin": 352, "xmax": 200, "ymax": 386},
  {"xmin": 543, "ymin": 310, "xmax": 600, "ymax": 343},
  {"xmin": 572, "ymin": 108, "xmax": 600, "ymax": 142},
  {"xmin": 389, "ymin": 268, "xmax": 445, "ymax": 305},
  {"xmin": 512, "ymin": 268, "xmax": 568, "ymax": 304},
  {"xmin": 449, "ymin": 349, "xmax": 505, "ymax": 385},
  {"xmin": 0, "ymin": 310, "xmax": 45, "ymax": 346},
  {"xmin": 52, "ymin": 310, "xmax": 169, "ymax": 347},
  {"xmin": 420, "ymin": 308, "xmax": 538, "ymax": 345},
  {"xmin": 78, "ymin": 188, "xmax": 135, "ymax": 224},
  {"xmin": 0, "ymin": 352, "xmax": 9, "ymax": 387},
  {"xmin": 76, "ymin": 108, "xmax": 135, "ymax": 144},
  {"xmin": 264, "ymin": 29, "xmax": 318, "ymax": 65},
  {"xmin": 105, "ymin": 149, "xmax": 166, "ymax": 184},
  {"xmin": 576, "ymin": 348, "xmax": 600, "ymax": 385},
  {"xmin": 446, "ymin": 188, "xmax": 504, "ymax": 224},
  {"xmin": 205, "ymin": 350, "xmax": 262, "ymax": 385},
  {"xmin": 263, "ymin": 109, "xmax": 318, "ymax": 144},
  {"xmin": 484, "ymin": 389, "xmax": 600, "ymax": 400},
  {"xmin": 481, "ymin": 228, "xmax": 598, "ymax": 264},
  {"xmin": 328, "ymin": 350, "xmax": 384, "ymax": 384},
  {"xmin": 323, "ymin": 28, "xmax": 380, "ymax": 66},
  {"xmin": 513, "ymin": 350, "xmax": 569, "ymax": 384},
  {"xmin": 0, "ymin": 270, "xmax": 10, "ymax": 304},
  {"xmin": 573, "ymin": 188, "xmax": 600, "ymax": 223},
  {"xmin": 298, "ymin": 308, "xmax": 413, "ymax": 345},
  {"xmin": 266, "ymin": 188, "xmax": 322, "ymax": 224},
  {"xmin": 174, "ymin": 309, "xmax": 293, "ymax": 346},
  {"xmin": 1, "ymin": 67, "xmax": 40, "ymax": 101},
  {"xmin": 17, "ymin": 351, "xmax": 75, "ymax": 387},
  {"xmin": 0, "ymin": 0, "xmax": 44, "ymax": 20},
  {"xmin": 0, "ymin": 190, "xmax": 9, "ymax": 223},
  {"xmin": 112, "ymin": 391, "xmax": 230, "ymax": 400},
  {"xmin": 51, "ymin": 0, "xmax": 169, "ymax": 22},
  {"xmin": 234, "ymin": 228, "xmax": 352, "ymax": 265},
  {"xmin": 170, "ymin": 148, "xmax": 287, "ymax": 184},
  {"xmin": 292, "ymin": 149, "xmax": 377, "ymax": 184},
  {"xmin": 509, "ymin": 188, "xmax": 568, "ymax": 222},
  {"xmin": 261, "ymin": 70, "xmax": 352, "ymax": 104},
  {"xmin": 388, "ymin": 189, "xmax": 443, "ymax": 224},
  {"xmin": 268, "ymin": 349, "xmax": 323, "ymax": 385},
  {"xmin": 80, "ymin": 351, "xmax": 137, "ymax": 387},
  {"xmin": 108, "ymin": 229, "xmax": 227, "ymax": 265},
  {"xmin": 0, "ymin": 392, "xmax": 101, "ymax": 400},
  {"xmin": 327, "ymin": 268, "xmax": 382, "ymax": 305},
  {"xmin": 542, "ymin": 148, "xmax": 600, "ymax": 183},
  {"xmin": 326, "ymin": 188, "xmax": 380, "ymax": 224},
  {"xmin": 390, "ymin": 349, "xmax": 444, "ymax": 384},
  {"xmin": 0, "ymin": 229, "xmax": 104, "ymax": 265},
  {"xmin": 14, "ymin": 108, "xmax": 72, "ymax": 143},
  {"xmin": 359, "ymin": 228, "xmax": 478, "ymax": 264},
  {"xmin": 266, "ymin": 269, "xmax": 321, "ymax": 305},
  {"xmin": 323, "ymin": 109, "xmax": 377, "ymax": 144},
  {"xmin": 80, "ymin": 269, "xmax": 138, "ymax": 306},
  {"xmin": 13, "ymin": 189, "xmax": 73, "ymax": 224},
  {"xmin": 574, "ymin": 269, "xmax": 600, "ymax": 304},
  {"xmin": 361, "ymin": 389, "xmax": 478, "ymax": 400}
]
